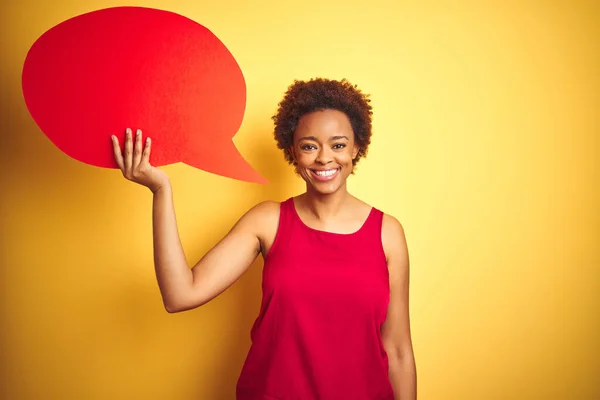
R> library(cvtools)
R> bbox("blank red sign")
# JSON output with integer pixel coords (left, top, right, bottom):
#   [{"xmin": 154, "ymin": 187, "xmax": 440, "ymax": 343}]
[{"xmin": 22, "ymin": 6, "xmax": 267, "ymax": 184}]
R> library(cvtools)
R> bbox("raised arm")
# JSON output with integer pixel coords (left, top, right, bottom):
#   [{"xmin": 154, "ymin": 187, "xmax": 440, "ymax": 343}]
[{"xmin": 111, "ymin": 128, "xmax": 272, "ymax": 313}]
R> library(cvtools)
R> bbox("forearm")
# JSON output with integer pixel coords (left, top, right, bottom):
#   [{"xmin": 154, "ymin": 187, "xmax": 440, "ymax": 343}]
[
  {"xmin": 152, "ymin": 182, "xmax": 192, "ymax": 312},
  {"xmin": 389, "ymin": 353, "xmax": 417, "ymax": 400}
]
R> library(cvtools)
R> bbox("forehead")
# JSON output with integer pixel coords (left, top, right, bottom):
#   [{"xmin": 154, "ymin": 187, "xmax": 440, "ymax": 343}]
[{"xmin": 294, "ymin": 109, "xmax": 354, "ymax": 140}]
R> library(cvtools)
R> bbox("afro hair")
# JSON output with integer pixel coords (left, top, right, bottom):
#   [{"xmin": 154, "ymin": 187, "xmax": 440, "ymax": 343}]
[{"xmin": 272, "ymin": 78, "xmax": 373, "ymax": 166}]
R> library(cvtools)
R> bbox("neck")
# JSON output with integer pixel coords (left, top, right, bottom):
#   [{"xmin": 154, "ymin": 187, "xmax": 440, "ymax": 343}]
[{"xmin": 300, "ymin": 185, "xmax": 353, "ymax": 219}]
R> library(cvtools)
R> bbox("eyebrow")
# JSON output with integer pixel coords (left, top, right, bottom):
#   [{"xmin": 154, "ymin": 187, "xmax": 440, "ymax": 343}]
[{"xmin": 298, "ymin": 135, "xmax": 350, "ymax": 142}]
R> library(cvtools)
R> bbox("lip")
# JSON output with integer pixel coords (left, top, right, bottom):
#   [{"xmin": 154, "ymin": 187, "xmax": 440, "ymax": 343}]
[{"xmin": 310, "ymin": 168, "xmax": 340, "ymax": 182}]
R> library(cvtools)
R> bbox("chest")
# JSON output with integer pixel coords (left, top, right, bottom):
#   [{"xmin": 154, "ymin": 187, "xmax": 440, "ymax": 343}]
[{"xmin": 263, "ymin": 233, "xmax": 390, "ymax": 318}]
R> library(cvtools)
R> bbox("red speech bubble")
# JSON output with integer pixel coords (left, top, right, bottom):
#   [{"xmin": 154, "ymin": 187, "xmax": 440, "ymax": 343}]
[{"xmin": 22, "ymin": 6, "xmax": 267, "ymax": 184}]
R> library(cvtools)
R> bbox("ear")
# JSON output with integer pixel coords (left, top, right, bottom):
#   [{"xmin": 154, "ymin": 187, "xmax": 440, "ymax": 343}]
[
  {"xmin": 352, "ymin": 144, "xmax": 360, "ymax": 160},
  {"xmin": 289, "ymin": 146, "xmax": 297, "ymax": 164}
]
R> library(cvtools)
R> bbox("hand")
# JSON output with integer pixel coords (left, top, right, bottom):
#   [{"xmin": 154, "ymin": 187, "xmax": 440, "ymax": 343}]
[{"xmin": 111, "ymin": 128, "xmax": 169, "ymax": 193}]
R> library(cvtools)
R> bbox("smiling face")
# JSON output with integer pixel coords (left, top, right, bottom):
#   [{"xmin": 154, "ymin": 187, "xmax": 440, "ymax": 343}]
[{"xmin": 290, "ymin": 109, "xmax": 360, "ymax": 195}]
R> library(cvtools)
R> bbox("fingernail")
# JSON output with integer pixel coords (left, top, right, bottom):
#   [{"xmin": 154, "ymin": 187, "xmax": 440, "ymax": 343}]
[{"xmin": 137, "ymin": 129, "xmax": 141, "ymax": 135}]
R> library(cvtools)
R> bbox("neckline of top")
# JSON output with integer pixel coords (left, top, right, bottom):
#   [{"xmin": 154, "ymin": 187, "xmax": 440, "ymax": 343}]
[{"xmin": 289, "ymin": 197, "xmax": 375, "ymax": 236}]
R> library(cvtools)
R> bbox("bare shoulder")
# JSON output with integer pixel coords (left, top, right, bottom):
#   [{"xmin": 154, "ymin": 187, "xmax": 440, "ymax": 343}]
[
  {"xmin": 237, "ymin": 200, "xmax": 281, "ymax": 235},
  {"xmin": 382, "ymin": 213, "xmax": 405, "ymax": 239},
  {"xmin": 240, "ymin": 200, "xmax": 281, "ymax": 256},
  {"xmin": 244, "ymin": 200, "xmax": 281, "ymax": 222},
  {"xmin": 381, "ymin": 213, "xmax": 408, "ymax": 262},
  {"xmin": 349, "ymin": 196, "xmax": 377, "ymax": 217},
  {"xmin": 350, "ymin": 196, "xmax": 407, "ymax": 253}
]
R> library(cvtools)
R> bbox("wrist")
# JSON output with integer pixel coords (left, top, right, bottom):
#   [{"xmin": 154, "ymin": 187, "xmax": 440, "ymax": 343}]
[{"xmin": 151, "ymin": 178, "xmax": 171, "ymax": 195}]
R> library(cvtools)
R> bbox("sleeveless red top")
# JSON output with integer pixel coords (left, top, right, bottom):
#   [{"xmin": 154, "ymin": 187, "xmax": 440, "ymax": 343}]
[{"xmin": 236, "ymin": 198, "xmax": 394, "ymax": 400}]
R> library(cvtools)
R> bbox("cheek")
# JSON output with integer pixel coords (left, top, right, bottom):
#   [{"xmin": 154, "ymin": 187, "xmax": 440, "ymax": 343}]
[
  {"xmin": 295, "ymin": 153, "xmax": 311, "ymax": 165},
  {"xmin": 341, "ymin": 149, "xmax": 356, "ymax": 162}
]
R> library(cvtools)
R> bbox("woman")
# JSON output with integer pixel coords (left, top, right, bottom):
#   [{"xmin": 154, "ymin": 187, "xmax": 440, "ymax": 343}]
[{"xmin": 110, "ymin": 78, "xmax": 416, "ymax": 399}]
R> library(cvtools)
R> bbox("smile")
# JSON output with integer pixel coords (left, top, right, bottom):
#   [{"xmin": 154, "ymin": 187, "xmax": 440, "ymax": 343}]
[{"xmin": 310, "ymin": 168, "xmax": 339, "ymax": 181}]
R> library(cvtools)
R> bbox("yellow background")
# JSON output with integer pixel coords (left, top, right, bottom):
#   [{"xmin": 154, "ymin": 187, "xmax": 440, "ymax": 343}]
[{"xmin": 1, "ymin": 0, "xmax": 598, "ymax": 399}]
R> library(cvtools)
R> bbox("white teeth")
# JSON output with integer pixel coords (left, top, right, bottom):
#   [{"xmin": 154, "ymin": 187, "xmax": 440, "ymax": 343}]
[{"xmin": 314, "ymin": 169, "xmax": 337, "ymax": 177}]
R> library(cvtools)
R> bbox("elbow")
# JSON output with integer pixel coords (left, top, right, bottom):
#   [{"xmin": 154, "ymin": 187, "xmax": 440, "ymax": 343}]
[
  {"xmin": 384, "ymin": 341, "xmax": 415, "ymax": 363},
  {"xmin": 164, "ymin": 303, "xmax": 183, "ymax": 313},
  {"xmin": 163, "ymin": 296, "xmax": 206, "ymax": 314},
  {"xmin": 160, "ymin": 282, "xmax": 212, "ymax": 313},
  {"xmin": 162, "ymin": 297, "xmax": 190, "ymax": 313}
]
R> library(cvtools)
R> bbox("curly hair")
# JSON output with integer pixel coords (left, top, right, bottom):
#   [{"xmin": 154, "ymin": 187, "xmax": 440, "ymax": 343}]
[{"xmin": 272, "ymin": 78, "xmax": 373, "ymax": 167}]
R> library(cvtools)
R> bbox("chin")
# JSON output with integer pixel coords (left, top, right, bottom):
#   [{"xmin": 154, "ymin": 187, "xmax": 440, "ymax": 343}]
[
  {"xmin": 311, "ymin": 186, "xmax": 339, "ymax": 195},
  {"xmin": 306, "ymin": 178, "xmax": 346, "ymax": 196}
]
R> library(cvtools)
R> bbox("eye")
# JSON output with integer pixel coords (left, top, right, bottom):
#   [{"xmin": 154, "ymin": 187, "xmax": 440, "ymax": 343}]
[
  {"xmin": 332, "ymin": 143, "xmax": 346, "ymax": 149},
  {"xmin": 301, "ymin": 144, "xmax": 317, "ymax": 151}
]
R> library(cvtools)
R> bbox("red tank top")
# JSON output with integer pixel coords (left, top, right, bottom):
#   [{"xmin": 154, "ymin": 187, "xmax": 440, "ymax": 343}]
[{"xmin": 236, "ymin": 198, "xmax": 394, "ymax": 400}]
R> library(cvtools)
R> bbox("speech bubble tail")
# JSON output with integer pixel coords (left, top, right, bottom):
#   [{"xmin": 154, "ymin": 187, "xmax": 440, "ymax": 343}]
[{"xmin": 182, "ymin": 140, "xmax": 269, "ymax": 184}]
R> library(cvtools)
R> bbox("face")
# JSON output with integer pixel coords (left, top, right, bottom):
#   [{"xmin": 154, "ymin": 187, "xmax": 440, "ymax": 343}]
[{"xmin": 290, "ymin": 109, "xmax": 360, "ymax": 195}]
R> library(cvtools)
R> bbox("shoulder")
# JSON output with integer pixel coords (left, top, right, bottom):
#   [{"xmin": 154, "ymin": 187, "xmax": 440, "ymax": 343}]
[
  {"xmin": 380, "ymin": 213, "xmax": 408, "ymax": 263},
  {"xmin": 349, "ymin": 196, "xmax": 377, "ymax": 218},
  {"xmin": 381, "ymin": 213, "xmax": 405, "ymax": 240},
  {"xmin": 246, "ymin": 200, "xmax": 281, "ymax": 216},
  {"xmin": 241, "ymin": 200, "xmax": 281, "ymax": 223},
  {"xmin": 351, "ymin": 195, "xmax": 407, "ymax": 251},
  {"xmin": 236, "ymin": 200, "xmax": 282, "ymax": 234}
]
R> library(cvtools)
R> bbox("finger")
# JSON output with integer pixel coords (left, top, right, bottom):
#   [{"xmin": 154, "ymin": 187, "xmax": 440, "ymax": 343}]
[
  {"xmin": 133, "ymin": 129, "xmax": 143, "ymax": 168},
  {"xmin": 111, "ymin": 135, "xmax": 125, "ymax": 171},
  {"xmin": 142, "ymin": 136, "xmax": 152, "ymax": 165},
  {"xmin": 124, "ymin": 128, "xmax": 133, "ymax": 174}
]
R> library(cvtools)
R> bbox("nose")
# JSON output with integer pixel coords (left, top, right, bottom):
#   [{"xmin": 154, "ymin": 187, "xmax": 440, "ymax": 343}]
[{"xmin": 315, "ymin": 147, "xmax": 333, "ymax": 164}]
